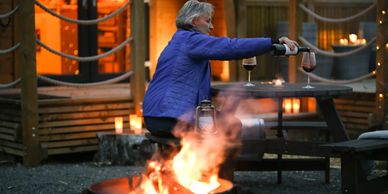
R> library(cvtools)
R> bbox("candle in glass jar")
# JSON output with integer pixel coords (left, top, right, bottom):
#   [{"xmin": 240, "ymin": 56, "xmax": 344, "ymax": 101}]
[
  {"xmin": 115, "ymin": 117, "xmax": 123, "ymax": 134},
  {"xmin": 273, "ymin": 79, "xmax": 284, "ymax": 87}
]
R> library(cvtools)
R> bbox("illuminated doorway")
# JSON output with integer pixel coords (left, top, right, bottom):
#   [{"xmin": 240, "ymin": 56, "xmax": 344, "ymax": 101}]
[{"xmin": 35, "ymin": 0, "xmax": 148, "ymax": 84}]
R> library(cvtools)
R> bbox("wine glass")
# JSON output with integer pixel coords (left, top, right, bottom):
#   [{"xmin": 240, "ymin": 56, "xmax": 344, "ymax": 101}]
[
  {"xmin": 301, "ymin": 52, "xmax": 316, "ymax": 88},
  {"xmin": 242, "ymin": 57, "xmax": 257, "ymax": 87}
]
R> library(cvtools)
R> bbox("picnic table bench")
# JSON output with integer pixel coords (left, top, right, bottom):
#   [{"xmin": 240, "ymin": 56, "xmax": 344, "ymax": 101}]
[{"xmin": 322, "ymin": 139, "xmax": 388, "ymax": 194}]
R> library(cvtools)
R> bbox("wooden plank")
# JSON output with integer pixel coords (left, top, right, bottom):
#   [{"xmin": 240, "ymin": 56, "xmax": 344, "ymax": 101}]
[
  {"xmin": 0, "ymin": 139, "xmax": 23, "ymax": 149},
  {"xmin": 339, "ymin": 111, "xmax": 372, "ymax": 118},
  {"xmin": 0, "ymin": 121, "xmax": 20, "ymax": 129},
  {"xmin": 39, "ymin": 123, "xmax": 128, "ymax": 135},
  {"xmin": 288, "ymin": 0, "xmax": 302, "ymax": 83},
  {"xmin": 0, "ymin": 145, "xmax": 24, "ymax": 156},
  {"xmin": 39, "ymin": 117, "xmax": 125, "ymax": 128},
  {"xmin": 224, "ymin": 0, "xmax": 237, "ymax": 81},
  {"xmin": 16, "ymin": 0, "xmax": 42, "ymax": 166},
  {"xmin": 236, "ymin": 0, "xmax": 247, "ymax": 81},
  {"xmin": 0, "ymin": 126, "xmax": 17, "ymax": 136},
  {"xmin": 335, "ymin": 105, "xmax": 375, "ymax": 112},
  {"xmin": 47, "ymin": 145, "xmax": 98, "ymax": 155},
  {"xmin": 334, "ymin": 99, "xmax": 375, "ymax": 106},
  {"xmin": 0, "ymin": 133, "xmax": 16, "ymax": 141},
  {"xmin": 38, "ymin": 103, "xmax": 132, "ymax": 114},
  {"xmin": 130, "ymin": 0, "xmax": 146, "ymax": 115},
  {"xmin": 39, "ymin": 109, "xmax": 130, "ymax": 121},
  {"xmin": 39, "ymin": 132, "xmax": 102, "ymax": 141},
  {"xmin": 376, "ymin": 0, "xmax": 388, "ymax": 128},
  {"xmin": 42, "ymin": 139, "xmax": 98, "ymax": 148},
  {"xmin": 0, "ymin": 114, "xmax": 21, "ymax": 122}
]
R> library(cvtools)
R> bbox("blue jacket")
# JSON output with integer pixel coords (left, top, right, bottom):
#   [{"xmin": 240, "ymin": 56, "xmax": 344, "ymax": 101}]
[{"xmin": 143, "ymin": 29, "xmax": 272, "ymax": 122}]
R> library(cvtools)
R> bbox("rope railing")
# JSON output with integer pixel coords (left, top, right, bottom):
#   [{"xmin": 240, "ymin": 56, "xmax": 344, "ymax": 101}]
[
  {"xmin": 0, "ymin": 42, "xmax": 21, "ymax": 55},
  {"xmin": 0, "ymin": 78, "xmax": 21, "ymax": 89},
  {"xmin": 0, "ymin": 4, "xmax": 19, "ymax": 19},
  {"xmin": 298, "ymin": 2, "xmax": 376, "ymax": 23},
  {"xmin": 35, "ymin": 1, "xmax": 130, "ymax": 25},
  {"xmin": 37, "ymin": 71, "xmax": 133, "ymax": 87},
  {"xmin": 298, "ymin": 67, "xmax": 376, "ymax": 84},
  {"xmin": 36, "ymin": 37, "xmax": 133, "ymax": 62},
  {"xmin": 299, "ymin": 36, "xmax": 376, "ymax": 58}
]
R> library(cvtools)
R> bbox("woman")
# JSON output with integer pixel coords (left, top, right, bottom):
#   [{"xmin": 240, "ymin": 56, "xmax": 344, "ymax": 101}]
[{"xmin": 143, "ymin": 0, "xmax": 299, "ymax": 137}]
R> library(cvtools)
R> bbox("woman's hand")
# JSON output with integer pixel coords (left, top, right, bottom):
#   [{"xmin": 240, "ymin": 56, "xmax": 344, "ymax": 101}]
[{"xmin": 279, "ymin": 36, "xmax": 300, "ymax": 51}]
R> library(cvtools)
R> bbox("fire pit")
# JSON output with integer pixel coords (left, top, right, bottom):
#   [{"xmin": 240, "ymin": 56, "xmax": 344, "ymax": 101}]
[{"xmin": 84, "ymin": 174, "xmax": 236, "ymax": 194}]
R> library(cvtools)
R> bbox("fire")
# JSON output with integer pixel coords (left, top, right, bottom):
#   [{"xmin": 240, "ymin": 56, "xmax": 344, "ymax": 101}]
[{"xmin": 130, "ymin": 131, "xmax": 228, "ymax": 194}]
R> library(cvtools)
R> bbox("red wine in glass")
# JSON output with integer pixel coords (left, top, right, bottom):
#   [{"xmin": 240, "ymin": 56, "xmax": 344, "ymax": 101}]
[
  {"xmin": 302, "ymin": 63, "xmax": 316, "ymax": 72},
  {"xmin": 301, "ymin": 52, "xmax": 316, "ymax": 88},
  {"xmin": 242, "ymin": 57, "xmax": 257, "ymax": 86},
  {"xmin": 243, "ymin": 63, "xmax": 257, "ymax": 71}
]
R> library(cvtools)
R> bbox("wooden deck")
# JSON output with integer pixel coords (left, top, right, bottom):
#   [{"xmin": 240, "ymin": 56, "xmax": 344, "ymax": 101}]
[{"xmin": 0, "ymin": 84, "xmax": 133, "ymax": 156}]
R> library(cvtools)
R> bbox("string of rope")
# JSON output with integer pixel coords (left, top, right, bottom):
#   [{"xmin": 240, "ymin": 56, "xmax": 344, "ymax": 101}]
[
  {"xmin": 37, "ymin": 71, "xmax": 133, "ymax": 87},
  {"xmin": 35, "ymin": 0, "xmax": 130, "ymax": 25},
  {"xmin": 0, "ymin": 78, "xmax": 21, "ymax": 89},
  {"xmin": 298, "ymin": 67, "xmax": 375, "ymax": 84},
  {"xmin": 0, "ymin": 42, "xmax": 21, "ymax": 55},
  {"xmin": 36, "ymin": 37, "xmax": 133, "ymax": 62},
  {"xmin": 299, "ymin": 36, "xmax": 376, "ymax": 57},
  {"xmin": 0, "ymin": 4, "xmax": 19, "ymax": 19},
  {"xmin": 298, "ymin": 2, "xmax": 376, "ymax": 23}
]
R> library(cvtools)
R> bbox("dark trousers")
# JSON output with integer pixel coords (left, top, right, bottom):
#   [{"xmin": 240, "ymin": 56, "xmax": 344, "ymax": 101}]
[{"xmin": 143, "ymin": 116, "xmax": 178, "ymax": 138}]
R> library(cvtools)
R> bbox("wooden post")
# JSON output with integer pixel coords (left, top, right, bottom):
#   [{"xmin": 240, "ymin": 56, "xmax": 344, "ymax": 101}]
[
  {"xmin": 376, "ymin": 0, "xmax": 388, "ymax": 128},
  {"xmin": 15, "ymin": 0, "xmax": 43, "ymax": 166},
  {"xmin": 236, "ymin": 0, "xmax": 247, "ymax": 81},
  {"xmin": 306, "ymin": 0, "xmax": 315, "ymax": 23},
  {"xmin": 225, "ymin": 0, "xmax": 237, "ymax": 81},
  {"xmin": 288, "ymin": 0, "xmax": 303, "ymax": 83},
  {"xmin": 130, "ymin": 0, "xmax": 146, "ymax": 115}
]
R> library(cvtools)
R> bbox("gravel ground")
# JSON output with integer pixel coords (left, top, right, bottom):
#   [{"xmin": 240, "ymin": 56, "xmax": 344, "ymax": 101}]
[{"xmin": 0, "ymin": 153, "xmax": 345, "ymax": 194}]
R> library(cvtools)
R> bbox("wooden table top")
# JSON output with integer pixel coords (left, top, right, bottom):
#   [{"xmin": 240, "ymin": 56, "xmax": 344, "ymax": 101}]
[{"xmin": 211, "ymin": 82, "xmax": 353, "ymax": 98}]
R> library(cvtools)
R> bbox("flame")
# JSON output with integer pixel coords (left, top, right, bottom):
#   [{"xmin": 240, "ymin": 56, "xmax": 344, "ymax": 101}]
[{"xmin": 130, "ymin": 132, "xmax": 225, "ymax": 194}]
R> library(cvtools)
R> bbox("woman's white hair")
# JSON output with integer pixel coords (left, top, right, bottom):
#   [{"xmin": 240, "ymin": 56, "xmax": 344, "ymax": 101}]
[{"xmin": 176, "ymin": 0, "xmax": 214, "ymax": 30}]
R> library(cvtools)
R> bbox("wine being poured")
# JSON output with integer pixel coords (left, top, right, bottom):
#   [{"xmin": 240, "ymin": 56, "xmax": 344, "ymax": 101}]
[
  {"xmin": 242, "ymin": 57, "xmax": 257, "ymax": 87},
  {"xmin": 301, "ymin": 52, "xmax": 316, "ymax": 88}
]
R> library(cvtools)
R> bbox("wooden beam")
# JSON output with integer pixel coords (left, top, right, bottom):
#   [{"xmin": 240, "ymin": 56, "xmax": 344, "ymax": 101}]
[
  {"xmin": 376, "ymin": 0, "xmax": 388, "ymax": 128},
  {"xmin": 224, "ymin": 0, "xmax": 237, "ymax": 81},
  {"xmin": 236, "ymin": 0, "xmax": 247, "ymax": 81},
  {"xmin": 306, "ymin": 0, "xmax": 315, "ymax": 23},
  {"xmin": 288, "ymin": 0, "xmax": 303, "ymax": 83},
  {"xmin": 130, "ymin": 0, "xmax": 146, "ymax": 115},
  {"xmin": 16, "ymin": 0, "xmax": 43, "ymax": 166}
]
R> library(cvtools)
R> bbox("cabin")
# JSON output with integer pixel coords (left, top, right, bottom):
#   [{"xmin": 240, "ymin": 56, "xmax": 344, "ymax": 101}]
[{"xmin": 0, "ymin": 0, "xmax": 386, "ymax": 166}]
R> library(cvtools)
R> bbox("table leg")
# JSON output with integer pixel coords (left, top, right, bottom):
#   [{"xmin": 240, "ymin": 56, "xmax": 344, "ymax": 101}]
[
  {"xmin": 316, "ymin": 97, "xmax": 349, "ymax": 141},
  {"xmin": 277, "ymin": 98, "xmax": 284, "ymax": 184}
]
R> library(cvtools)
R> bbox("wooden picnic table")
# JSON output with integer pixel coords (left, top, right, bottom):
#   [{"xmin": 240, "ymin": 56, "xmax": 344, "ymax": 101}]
[{"xmin": 211, "ymin": 82, "xmax": 353, "ymax": 183}]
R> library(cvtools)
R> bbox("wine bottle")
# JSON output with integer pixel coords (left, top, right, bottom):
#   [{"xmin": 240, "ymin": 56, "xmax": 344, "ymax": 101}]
[{"xmin": 270, "ymin": 44, "xmax": 310, "ymax": 56}]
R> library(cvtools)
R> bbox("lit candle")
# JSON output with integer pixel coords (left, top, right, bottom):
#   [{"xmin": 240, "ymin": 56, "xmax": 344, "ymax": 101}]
[
  {"xmin": 129, "ymin": 114, "xmax": 137, "ymax": 130},
  {"xmin": 134, "ymin": 117, "xmax": 143, "ymax": 134},
  {"xmin": 115, "ymin": 117, "xmax": 123, "ymax": 134},
  {"xmin": 284, "ymin": 98, "xmax": 292, "ymax": 114},
  {"xmin": 349, "ymin": 34, "xmax": 357, "ymax": 44},
  {"xmin": 273, "ymin": 79, "xmax": 284, "ymax": 87},
  {"xmin": 292, "ymin": 98, "xmax": 300, "ymax": 113}
]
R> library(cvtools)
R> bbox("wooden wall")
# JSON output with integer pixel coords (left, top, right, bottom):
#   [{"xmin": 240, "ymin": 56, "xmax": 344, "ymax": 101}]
[
  {"xmin": 0, "ymin": 0, "xmax": 17, "ymax": 84},
  {"xmin": 245, "ymin": 0, "xmax": 376, "ymax": 80}
]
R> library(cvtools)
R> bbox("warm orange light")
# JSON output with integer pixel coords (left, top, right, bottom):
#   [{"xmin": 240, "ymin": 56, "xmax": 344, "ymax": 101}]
[
  {"xmin": 284, "ymin": 99, "xmax": 292, "ymax": 114},
  {"xmin": 383, "ymin": 10, "xmax": 386, "ymax": 15},
  {"xmin": 385, "ymin": 43, "xmax": 388, "ymax": 49},
  {"xmin": 349, "ymin": 34, "xmax": 357, "ymax": 44},
  {"xmin": 378, "ymin": 62, "xmax": 381, "ymax": 67},
  {"xmin": 361, "ymin": 39, "xmax": 366, "ymax": 45},
  {"xmin": 379, "ymin": 93, "xmax": 384, "ymax": 99},
  {"xmin": 339, "ymin": 38, "xmax": 348, "ymax": 45},
  {"xmin": 273, "ymin": 78, "xmax": 284, "ymax": 87},
  {"xmin": 129, "ymin": 114, "xmax": 143, "ymax": 134},
  {"xmin": 115, "ymin": 117, "xmax": 123, "ymax": 134},
  {"xmin": 292, "ymin": 98, "xmax": 300, "ymax": 113}
]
